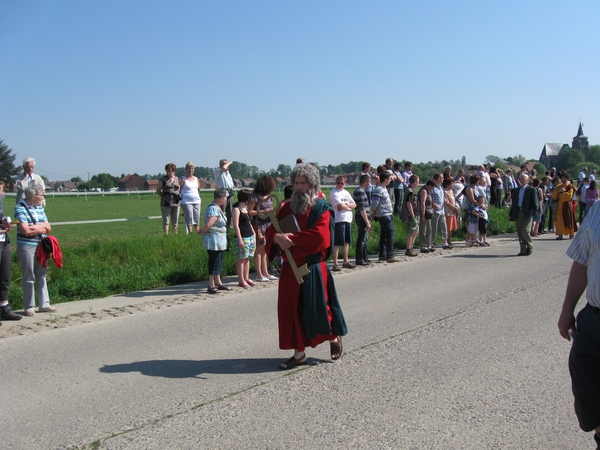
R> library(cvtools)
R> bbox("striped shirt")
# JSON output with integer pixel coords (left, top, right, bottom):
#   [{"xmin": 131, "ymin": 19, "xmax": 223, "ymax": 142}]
[
  {"xmin": 371, "ymin": 186, "xmax": 393, "ymax": 217},
  {"xmin": 14, "ymin": 202, "xmax": 48, "ymax": 247},
  {"xmin": 431, "ymin": 185, "xmax": 445, "ymax": 215},
  {"xmin": 566, "ymin": 201, "xmax": 600, "ymax": 307}
]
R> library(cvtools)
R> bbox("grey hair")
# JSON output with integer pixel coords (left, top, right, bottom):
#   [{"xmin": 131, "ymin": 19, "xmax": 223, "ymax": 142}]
[
  {"xmin": 24, "ymin": 184, "xmax": 44, "ymax": 199},
  {"xmin": 23, "ymin": 157, "xmax": 36, "ymax": 166},
  {"xmin": 214, "ymin": 188, "xmax": 228, "ymax": 199},
  {"xmin": 290, "ymin": 163, "xmax": 320, "ymax": 197}
]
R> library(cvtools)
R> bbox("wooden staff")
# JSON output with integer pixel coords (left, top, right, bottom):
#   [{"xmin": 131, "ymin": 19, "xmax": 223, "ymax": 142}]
[{"xmin": 257, "ymin": 194, "xmax": 310, "ymax": 284}]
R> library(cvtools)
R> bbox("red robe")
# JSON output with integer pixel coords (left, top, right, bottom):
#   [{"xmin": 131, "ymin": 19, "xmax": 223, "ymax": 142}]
[{"xmin": 265, "ymin": 201, "xmax": 344, "ymax": 351}]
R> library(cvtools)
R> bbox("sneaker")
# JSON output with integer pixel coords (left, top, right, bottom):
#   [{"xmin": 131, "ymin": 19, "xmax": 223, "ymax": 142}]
[
  {"xmin": 355, "ymin": 260, "xmax": 368, "ymax": 266},
  {"xmin": 39, "ymin": 306, "xmax": 57, "ymax": 313},
  {"xmin": 406, "ymin": 250, "xmax": 418, "ymax": 257},
  {"xmin": 332, "ymin": 265, "xmax": 341, "ymax": 272},
  {"xmin": 483, "ymin": 241, "xmax": 490, "ymax": 247},
  {"xmin": 378, "ymin": 256, "xmax": 387, "ymax": 261},
  {"xmin": 268, "ymin": 275, "xmax": 278, "ymax": 280},
  {"xmin": 420, "ymin": 248, "xmax": 430, "ymax": 253},
  {"xmin": 25, "ymin": 308, "xmax": 35, "ymax": 317},
  {"xmin": 0, "ymin": 305, "xmax": 22, "ymax": 321},
  {"xmin": 256, "ymin": 277, "xmax": 270, "ymax": 282},
  {"xmin": 386, "ymin": 258, "xmax": 398, "ymax": 263},
  {"xmin": 342, "ymin": 262, "xmax": 355, "ymax": 269},
  {"xmin": 429, "ymin": 247, "xmax": 436, "ymax": 252}
]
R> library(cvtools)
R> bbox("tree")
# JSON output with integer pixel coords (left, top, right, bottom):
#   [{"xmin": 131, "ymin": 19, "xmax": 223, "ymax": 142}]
[
  {"xmin": 461, "ymin": 156, "xmax": 466, "ymax": 166},
  {"xmin": 484, "ymin": 155, "xmax": 507, "ymax": 170},
  {"xmin": 485, "ymin": 155, "xmax": 502, "ymax": 165},
  {"xmin": 557, "ymin": 147, "xmax": 584, "ymax": 172},
  {"xmin": 533, "ymin": 162, "xmax": 547, "ymax": 175},
  {"xmin": 71, "ymin": 176, "xmax": 82, "ymax": 182},
  {"xmin": 587, "ymin": 145, "xmax": 600, "ymax": 166},
  {"xmin": 269, "ymin": 164, "xmax": 292, "ymax": 178},
  {"xmin": 506, "ymin": 154, "xmax": 527, "ymax": 167},
  {"xmin": 0, "ymin": 139, "xmax": 20, "ymax": 182}
]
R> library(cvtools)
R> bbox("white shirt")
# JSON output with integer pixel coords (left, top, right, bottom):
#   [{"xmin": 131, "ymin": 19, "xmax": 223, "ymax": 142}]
[
  {"xmin": 329, "ymin": 187, "xmax": 354, "ymax": 223},
  {"xmin": 567, "ymin": 202, "xmax": 600, "ymax": 307},
  {"xmin": 15, "ymin": 172, "xmax": 45, "ymax": 205}
]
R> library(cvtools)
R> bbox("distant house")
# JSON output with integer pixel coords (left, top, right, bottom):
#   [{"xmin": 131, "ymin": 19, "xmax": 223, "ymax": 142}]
[
  {"xmin": 145, "ymin": 179, "xmax": 160, "ymax": 191},
  {"xmin": 241, "ymin": 178, "xmax": 255, "ymax": 188},
  {"xmin": 118, "ymin": 173, "xmax": 146, "ymax": 191},
  {"xmin": 321, "ymin": 176, "xmax": 337, "ymax": 186},
  {"xmin": 57, "ymin": 181, "xmax": 79, "ymax": 192},
  {"xmin": 540, "ymin": 143, "xmax": 567, "ymax": 170}
]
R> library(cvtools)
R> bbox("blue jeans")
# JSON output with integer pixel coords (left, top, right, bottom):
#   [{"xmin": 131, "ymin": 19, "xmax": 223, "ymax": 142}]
[
  {"xmin": 393, "ymin": 188, "xmax": 404, "ymax": 215},
  {"xmin": 377, "ymin": 215, "xmax": 395, "ymax": 259},
  {"xmin": 355, "ymin": 220, "xmax": 369, "ymax": 263}
]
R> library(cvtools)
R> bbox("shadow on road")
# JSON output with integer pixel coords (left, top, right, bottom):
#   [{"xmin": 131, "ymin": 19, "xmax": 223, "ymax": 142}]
[
  {"xmin": 99, "ymin": 358, "xmax": 284, "ymax": 378},
  {"xmin": 445, "ymin": 254, "xmax": 515, "ymax": 259}
]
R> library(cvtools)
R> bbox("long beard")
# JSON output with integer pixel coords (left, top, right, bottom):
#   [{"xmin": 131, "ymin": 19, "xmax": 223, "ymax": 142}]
[{"xmin": 290, "ymin": 190, "xmax": 311, "ymax": 215}]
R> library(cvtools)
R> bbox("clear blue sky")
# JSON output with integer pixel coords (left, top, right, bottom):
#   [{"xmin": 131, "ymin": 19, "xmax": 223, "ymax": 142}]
[{"xmin": 1, "ymin": 0, "xmax": 598, "ymax": 181}]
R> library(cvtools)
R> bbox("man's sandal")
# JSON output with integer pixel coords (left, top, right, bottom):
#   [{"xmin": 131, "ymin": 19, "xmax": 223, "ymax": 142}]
[
  {"xmin": 330, "ymin": 337, "xmax": 343, "ymax": 360},
  {"xmin": 279, "ymin": 354, "xmax": 307, "ymax": 370}
]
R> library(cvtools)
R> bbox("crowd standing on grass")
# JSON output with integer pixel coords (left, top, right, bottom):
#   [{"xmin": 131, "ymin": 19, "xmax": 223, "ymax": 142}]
[{"xmin": 2, "ymin": 156, "xmax": 590, "ymax": 329}]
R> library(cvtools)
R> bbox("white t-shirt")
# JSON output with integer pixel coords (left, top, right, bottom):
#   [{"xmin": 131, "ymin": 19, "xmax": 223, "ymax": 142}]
[{"xmin": 329, "ymin": 187, "xmax": 354, "ymax": 223}]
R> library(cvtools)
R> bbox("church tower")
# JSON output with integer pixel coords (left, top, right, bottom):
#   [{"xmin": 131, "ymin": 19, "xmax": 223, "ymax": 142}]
[{"xmin": 572, "ymin": 122, "xmax": 589, "ymax": 159}]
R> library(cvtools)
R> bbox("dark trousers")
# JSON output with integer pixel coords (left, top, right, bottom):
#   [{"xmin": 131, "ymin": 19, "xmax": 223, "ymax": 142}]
[
  {"xmin": 393, "ymin": 188, "xmax": 404, "ymax": 215},
  {"xmin": 540, "ymin": 201, "xmax": 549, "ymax": 232},
  {"xmin": 377, "ymin": 215, "xmax": 395, "ymax": 259},
  {"xmin": 207, "ymin": 250, "xmax": 224, "ymax": 276},
  {"xmin": 515, "ymin": 209, "xmax": 533, "ymax": 253},
  {"xmin": 579, "ymin": 202, "xmax": 587, "ymax": 224},
  {"xmin": 355, "ymin": 220, "xmax": 369, "ymax": 263},
  {"xmin": 569, "ymin": 305, "xmax": 600, "ymax": 432},
  {"xmin": 0, "ymin": 243, "xmax": 10, "ymax": 301}
]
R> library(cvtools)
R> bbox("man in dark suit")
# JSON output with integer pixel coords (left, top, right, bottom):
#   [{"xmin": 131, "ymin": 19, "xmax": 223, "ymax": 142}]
[{"xmin": 509, "ymin": 174, "xmax": 539, "ymax": 256}]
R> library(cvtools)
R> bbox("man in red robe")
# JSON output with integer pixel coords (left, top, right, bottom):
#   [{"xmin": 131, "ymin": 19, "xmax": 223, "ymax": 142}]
[{"xmin": 265, "ymin": 163, "xmax": 348, "ymax": 370}]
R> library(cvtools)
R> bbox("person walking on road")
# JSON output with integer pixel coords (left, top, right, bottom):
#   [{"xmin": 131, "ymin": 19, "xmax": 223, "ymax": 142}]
[
  {"xmin": 509, "ymin": 173, "xmax": 539, "ymax": 256},
  {"xmin": 265, "ymin": 163, "xmax": 347, "ymax": 370}
]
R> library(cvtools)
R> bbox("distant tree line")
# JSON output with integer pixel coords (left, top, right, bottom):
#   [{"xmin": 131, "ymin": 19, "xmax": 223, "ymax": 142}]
[{"xmin": 2, "ymin": 138, "xmax": 600, "ymax": 190}]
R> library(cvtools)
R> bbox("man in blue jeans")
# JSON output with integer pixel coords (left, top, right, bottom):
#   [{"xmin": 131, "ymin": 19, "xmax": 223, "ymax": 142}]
[
  {"xmin": 352, "ymin": 174, "xmax": 372, "ymax": 266},
  {"xmin": 371, "ymin": 172, "xmax": 397, "ymax": 263}
]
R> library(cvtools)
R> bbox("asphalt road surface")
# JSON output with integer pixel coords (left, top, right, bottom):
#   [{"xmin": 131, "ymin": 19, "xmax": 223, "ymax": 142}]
[{"xmin": 0, "ymin": 235, "xmax": 591, "ymax": 449}]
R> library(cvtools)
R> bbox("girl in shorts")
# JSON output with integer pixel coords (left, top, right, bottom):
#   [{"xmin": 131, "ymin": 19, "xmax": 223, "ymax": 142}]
[{"xmin": 232, "ymin": 189, "xmax": 256, "ymax": 288}]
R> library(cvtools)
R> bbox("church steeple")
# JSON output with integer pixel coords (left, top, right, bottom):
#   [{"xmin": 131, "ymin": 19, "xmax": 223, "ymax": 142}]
[{"xmin": 572, "ymin": 122, "xmax": 589, "ymax": 158}]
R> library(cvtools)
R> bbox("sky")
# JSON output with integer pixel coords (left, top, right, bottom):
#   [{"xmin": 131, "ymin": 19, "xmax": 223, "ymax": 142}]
[{"xmin": 1, "ymin": 0, "xmax": 598, "ymax": 181}]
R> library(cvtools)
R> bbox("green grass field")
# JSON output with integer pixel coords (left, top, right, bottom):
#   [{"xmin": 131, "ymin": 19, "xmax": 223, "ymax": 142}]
[{"xmin": 2, "ymin": 188, "xmax": 516, "ymax": 308}]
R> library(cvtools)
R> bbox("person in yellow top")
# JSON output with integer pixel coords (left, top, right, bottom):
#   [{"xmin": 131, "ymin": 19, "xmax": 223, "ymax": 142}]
[{"xmin": 552, "ymin": 172, "xmax": 577, "ymax": 240}]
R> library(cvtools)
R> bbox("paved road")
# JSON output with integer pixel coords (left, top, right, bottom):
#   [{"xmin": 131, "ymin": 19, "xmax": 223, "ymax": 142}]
[{"xmin": 0, "ymin": 235, "xmax": 590, "ymax": 449}]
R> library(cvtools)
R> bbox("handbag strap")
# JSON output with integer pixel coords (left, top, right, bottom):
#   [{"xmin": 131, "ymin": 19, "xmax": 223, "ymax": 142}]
[{"xmin": 20, "ymin": 201, "xmax": 37, "ymax": 225}]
